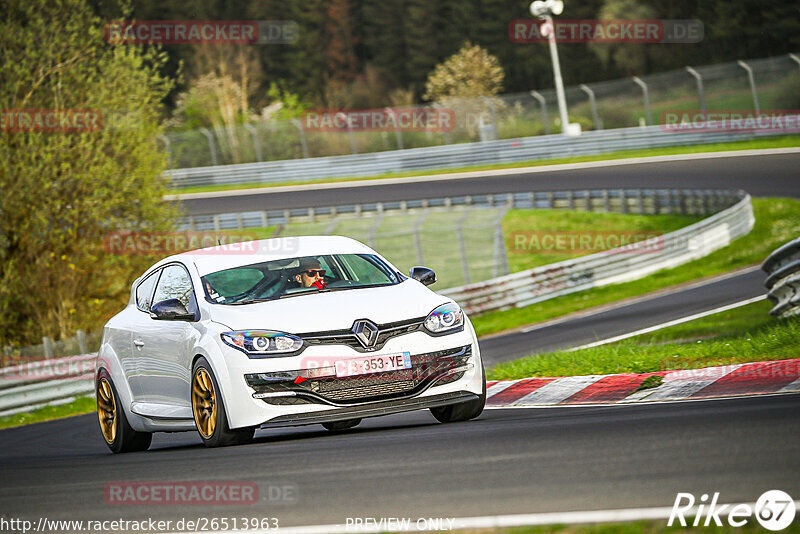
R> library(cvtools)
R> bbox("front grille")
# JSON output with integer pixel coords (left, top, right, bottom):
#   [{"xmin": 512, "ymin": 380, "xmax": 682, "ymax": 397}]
[
  {"xmin": 319, "ymin": 380, "xmax": 416, "ymax": 401},
  {"xmin": 246, "ymin": 345, "xmax": 471, "ymax": 405},
  {"xmin": 299, "ymin": 317, "xmax": 424, "ymax": 352}
]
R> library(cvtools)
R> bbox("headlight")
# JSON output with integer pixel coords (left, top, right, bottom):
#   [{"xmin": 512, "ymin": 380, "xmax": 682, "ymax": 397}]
[
  {"xmin": 221, "ymin": 330, "xmax": 303, "ymax": 356},
  {"xmin": 424, "ymin": 303, "xmax": 464, "ymax": 334}
]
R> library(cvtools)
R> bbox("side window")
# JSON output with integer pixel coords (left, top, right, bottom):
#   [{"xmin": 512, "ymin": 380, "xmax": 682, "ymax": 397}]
[
  {"xmin": 152, "ymin": 265, "xmax": 194, "ymax": 310},
  {"xmin": 204, "ymin": 268, "xmax": 263, "ymax": 299},
  {"xmin": 136, "ymin": 270, "xmax": 159, "ymax": 311},
  {"xmin": 344, "ymin": 255, "xmax": 394, "ymax": 284}
]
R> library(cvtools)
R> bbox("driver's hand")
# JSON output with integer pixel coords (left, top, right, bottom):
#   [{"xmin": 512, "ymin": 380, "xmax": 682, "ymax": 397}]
[{"xmin": 311, "ymin": 278, "xmax": 326, "ymax": 289}]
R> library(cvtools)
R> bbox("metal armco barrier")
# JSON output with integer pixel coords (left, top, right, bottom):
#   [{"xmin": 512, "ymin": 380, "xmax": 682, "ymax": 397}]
[
  {"xmin": 166, "ymin": 126, "xmax": 790, "ymax": 189},
  {"xmin": 0, "ymin": 354, "xmax": 95, "ymax": 416},
  {"xmin": 440, "ymin": 191, "xmax": 753, "ymax": 315},
  {"xmin": 3, "ymin": 189, "xmax": 753, "ymax": 415},
  {"xmin": 181, "ymin": 188, "xmax": 744, "ymax": 231},
  {"xmin": 762, "ymin": 237, "xmax": 800, "ymax": 317}
]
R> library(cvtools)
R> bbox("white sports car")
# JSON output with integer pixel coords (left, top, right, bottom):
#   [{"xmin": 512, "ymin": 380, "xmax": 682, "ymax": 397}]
[{"xmin": 96, "ymin": 236, "xmax": 485, "ymax": 452}]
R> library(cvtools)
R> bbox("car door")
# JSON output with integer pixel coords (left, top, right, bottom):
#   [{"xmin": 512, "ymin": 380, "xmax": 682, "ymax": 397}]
[
  {"xmin": 124, "ymin": 269, "xmax": 161, "ymax": 400},
  {"xmin": 135, "ymin": 263, "xmax": 200, "ymax": 407}
]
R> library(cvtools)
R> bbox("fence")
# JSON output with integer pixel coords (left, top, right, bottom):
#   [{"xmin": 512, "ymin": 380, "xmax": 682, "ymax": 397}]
[
  {"xmin": 0, "ymin": 188, "xmax": 750, "ymax": 415},
  {"xmin": 440, "ymin": 191, "xmax": 753, "ymax": 315},
  {"xmin": 0, "ymin": 354, "xmax": 95, "ymax": 417},
  {"xmin": 163, "ymin": 53, "xmax": 800, "ymax": 171},
  {"xmin": 1, "ymin": 330, "xmax": 101, "ymax": 369},
  {"xmin": 167, "ymin": 125, "xmax": 796, "ymax": 189},
  {"xmin": 180, "ymin": 188, "xmax": 740, "ymax": 290},
  {"xmin": 762, "ymin": 237, "xmax": 800, "ymax": 317}
]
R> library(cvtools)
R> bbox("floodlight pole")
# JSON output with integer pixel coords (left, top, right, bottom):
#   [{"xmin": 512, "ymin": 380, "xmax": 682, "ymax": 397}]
[{"xmin": 543, "ymin": 15, "xmax": 570, "ymax": 134}]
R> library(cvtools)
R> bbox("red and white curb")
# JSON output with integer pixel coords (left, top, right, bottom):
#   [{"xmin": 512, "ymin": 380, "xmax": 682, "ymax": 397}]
[{"xmin": 486, "ymin": 359, "xmax": 800, "ymax": 407}]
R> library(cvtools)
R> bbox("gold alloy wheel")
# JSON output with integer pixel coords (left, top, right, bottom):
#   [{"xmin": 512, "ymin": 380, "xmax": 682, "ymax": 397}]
[
  {"xmin": 192, "ymin": 368, "xmax": 217, "ymax": 439},
  {"xmin": 97, "ymin": 378, "xmax": 117, "ymax": 445}
]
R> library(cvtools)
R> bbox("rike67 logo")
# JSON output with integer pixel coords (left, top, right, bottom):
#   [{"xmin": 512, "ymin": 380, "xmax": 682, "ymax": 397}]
[{"xmin": 669, "ymin": 490, "xmax": 796, "ymax": 530}]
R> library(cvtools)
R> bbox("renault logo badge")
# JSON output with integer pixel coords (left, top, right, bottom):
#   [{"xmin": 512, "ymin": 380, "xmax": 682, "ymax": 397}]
[{"xmin": 352, "ymin": 319, "xmax": 379, "ymax": 348}]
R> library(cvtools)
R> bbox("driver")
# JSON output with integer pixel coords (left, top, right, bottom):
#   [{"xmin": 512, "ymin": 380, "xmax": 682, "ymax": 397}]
[{"xmin": 294, "ymin": 257, "xmax": 327, "ymax": 289}]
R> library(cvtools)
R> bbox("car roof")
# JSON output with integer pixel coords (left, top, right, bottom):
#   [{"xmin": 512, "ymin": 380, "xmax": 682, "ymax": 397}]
[{"xmin": 165, "ymin": 235, "xmax": 376, "ymax": 276}]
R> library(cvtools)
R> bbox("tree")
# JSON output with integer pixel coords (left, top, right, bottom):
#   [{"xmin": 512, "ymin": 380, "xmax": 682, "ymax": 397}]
[
  {"xmin": 590, "ymin": 0, "xmax": 658, "ymax": 75},
  {"xmin": 0, "ymin": 0, "xmax": 178, "ymax": 346},
  {"xmin": 325, "ymin": 0, "xmax": 360, "ymax": 85},
  {"xmin": 169, "ymin": 45, "xmax": 262, "ymax": 163},
  {"xmin": 423, "ymin": 42, "xmax": 504, "ymax": 101}
]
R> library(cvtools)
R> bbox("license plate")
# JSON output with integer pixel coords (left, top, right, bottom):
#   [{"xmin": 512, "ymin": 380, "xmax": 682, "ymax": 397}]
[{"xmin": 335, "ymin": 352, "xmax": 411, "ymax": 378}]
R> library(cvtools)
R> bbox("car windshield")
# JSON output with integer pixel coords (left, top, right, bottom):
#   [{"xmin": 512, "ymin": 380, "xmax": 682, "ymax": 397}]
[{"xmin": 201, "ymin": 253, "xmax": 402, "ymax": 304}]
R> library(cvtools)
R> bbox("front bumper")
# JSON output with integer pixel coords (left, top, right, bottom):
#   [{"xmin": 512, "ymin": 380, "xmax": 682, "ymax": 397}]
[
  {"xmin": 259, "ymin": 391, "xmax": 479, "ymax": 428},
  {"xmin": 213, "ymin": 325, "xmax": 484, "ymax": 429},
  {"xmin": 245, "ymin": 345, "xmax": 472, "ymax": 406}
]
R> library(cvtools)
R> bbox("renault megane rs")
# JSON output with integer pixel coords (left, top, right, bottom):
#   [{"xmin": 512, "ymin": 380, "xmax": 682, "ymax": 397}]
[{"xmin": 96, "ymin": 236, "xmax": 486, "ymax": 452}]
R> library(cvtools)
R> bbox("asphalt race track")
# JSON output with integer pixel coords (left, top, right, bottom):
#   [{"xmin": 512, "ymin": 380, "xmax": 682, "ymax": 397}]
[
  {"xmin": 480, "ymin": 267, "xmax": 766, "ymax": 366},
  {"xmin": 178, "ymin": 152, "xmax": 800, "ymax": 215},
  {"xmin": 178, "ymin": 151, "xmax": 794, "ymax": 367},
  {"xmin": 0, "ymin": 395, "xmax": 798, "ymax": 528}
]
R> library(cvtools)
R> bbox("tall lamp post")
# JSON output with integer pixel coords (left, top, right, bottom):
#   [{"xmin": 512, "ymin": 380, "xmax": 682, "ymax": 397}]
[{"xmin": 530, "ymin": 0, "xmax": 580, "ymax": 136}]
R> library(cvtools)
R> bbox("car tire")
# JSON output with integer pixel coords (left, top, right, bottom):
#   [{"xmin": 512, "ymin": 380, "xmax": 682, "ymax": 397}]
[
  {"xmin": 430, "ymin": 366, "xmax": 486, "ymax": 423},
  {"xmin": 191, "ymin": 357, "xmax": 255, "ymax": 448},
  {"xmin": 96, "ymin": 369, "xmax": 152, "ymax": 454},
  {"xmin": 321, "ymin": 418, "xmax": 361, "ymax": 431}
]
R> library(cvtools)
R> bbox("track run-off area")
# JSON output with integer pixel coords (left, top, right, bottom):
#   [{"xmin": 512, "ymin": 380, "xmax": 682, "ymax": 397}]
[{"xmin": 1, "ymin": 149, "xmax": 798, "ymax": 531}]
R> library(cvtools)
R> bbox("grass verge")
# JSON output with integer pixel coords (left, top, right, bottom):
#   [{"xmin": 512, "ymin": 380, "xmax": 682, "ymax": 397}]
[
  {"xmin": 168, "ymin": 135, "xmax": 800, "ymax": 195},
  {"xmin": 0, "ymin": 396, "xmax": 95, "ymax": 430},
  {"xmin": 487, "ymin": 299, "xmax": 799, "ymax": 380},
  {"xmin": 472, "ymin": 197, "xmax": 800, "ymax": 338},
  {"xmin": 503, "ymin": 210, "xmax": 697, "ymax": 273}
]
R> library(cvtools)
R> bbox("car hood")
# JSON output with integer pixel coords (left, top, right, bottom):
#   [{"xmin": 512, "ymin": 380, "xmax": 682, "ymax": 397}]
[{"xmin": 206, "ymin": 280, "xmax": 449, "ymax": 333}]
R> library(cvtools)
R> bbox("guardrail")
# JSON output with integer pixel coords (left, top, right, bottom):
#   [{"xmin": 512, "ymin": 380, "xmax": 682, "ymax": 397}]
[
  {"xmin": 3, "ymin": 188, "xmax": 752, "ymax": 416},
  {"xmin": 181, "ymin": 188, "xmax": 744, "ymax": 231},
  {"xmin": 762, "ymin": 237, "xmax": 800, "ymax": 317},
  {"xmin": 166, "ymin": 125, "xmax": 792, "ymax": 189},
  {"xmin": 440, "ymin": 191, "xmax": 753, "ymax": 315},
  {"xmin": 0, "ymin": 354, "xmax": 95, "ymax": 417}
]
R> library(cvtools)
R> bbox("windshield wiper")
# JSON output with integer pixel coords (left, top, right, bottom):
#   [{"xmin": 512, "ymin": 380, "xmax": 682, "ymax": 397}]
[
  {"xmin": 225, "ymin": 284, "xmax": 393, "ymax": 304},
  {"xmin": 278, "ymin": 287, "xmax": 331, "ymax": 298}
]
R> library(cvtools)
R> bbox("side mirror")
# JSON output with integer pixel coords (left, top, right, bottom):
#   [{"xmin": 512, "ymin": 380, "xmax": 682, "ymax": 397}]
[
  {"xmin": 150, "ymin": 299, "xmax": 195, "ymax": 321},
  {"xmin": 409, "ymin": 266, "xmax": 436, "ymax": 286}
]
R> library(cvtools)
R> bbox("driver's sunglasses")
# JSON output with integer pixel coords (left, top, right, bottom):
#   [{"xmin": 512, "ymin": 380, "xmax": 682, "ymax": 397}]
[{"xmin": 303, "ymin": 269, "xmax": 326, "ymax": 277}]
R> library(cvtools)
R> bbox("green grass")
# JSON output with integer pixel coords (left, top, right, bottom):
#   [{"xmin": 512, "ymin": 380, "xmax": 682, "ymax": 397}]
[
  {"xmin": 0, "ymin": 396, "xmax": 95, "ymax": 430},
  {"xmin": 0, "ymin": 304, "xmax": 789, "ymax": 430},
  {"xmin": 504, "ymin": 210, "xmax": 697, "ymax": 273},
  {"xmin": 216, "ymin": 207, "xmax": 698, "ymax": 290},
  {"xmin": 472, "ymin": 197, "xmax": 800, "ymax": 338},
  {"xmin": 487, "ymin": 300, "xmax": 799, "ymax": 380},
  {"xmin": 168, "ymin": 135, "xmax": 800, "ymax": 195}
]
